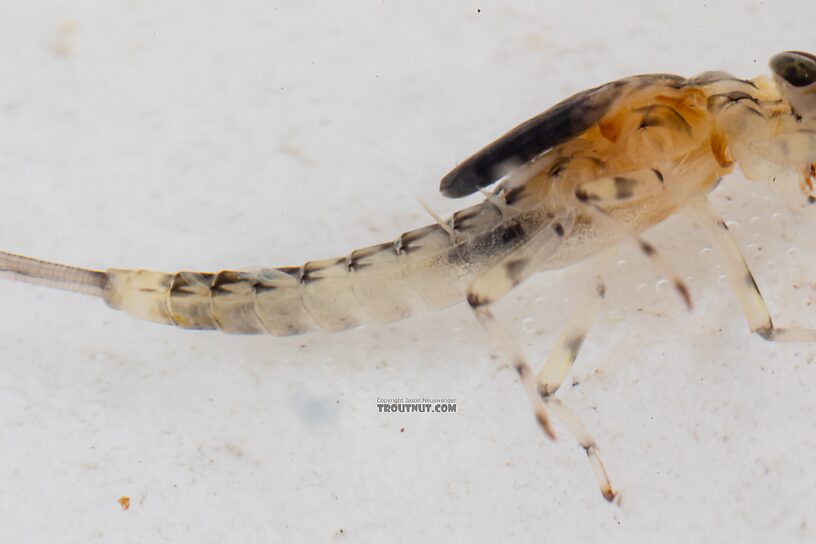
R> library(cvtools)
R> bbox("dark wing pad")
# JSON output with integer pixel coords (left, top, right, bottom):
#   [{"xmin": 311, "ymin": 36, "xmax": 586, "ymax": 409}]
[{"xmin": 439, "ymin": 80, "xmax": 627, "ymax": 198}]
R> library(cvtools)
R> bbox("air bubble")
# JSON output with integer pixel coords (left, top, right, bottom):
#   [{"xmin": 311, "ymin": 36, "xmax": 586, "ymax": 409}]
[
  {"xmin": 521, "ymin": 318, "xmax": 535, "ymax": 334},
  {"xmin": 772, "ymin": 212, "xmax": 783, "ymax": 222},
  {"xmin": 717, "ymin": 274, "xmax": 728, "ymax": 287},
  {"xmin": 655, "ymin": 279, "xmax": 669, "ymax": 293},
  {"xmin": 700, "ymin": 247, "xmax": 713, "ymax": 257},
  {"xmin": 616, "ymin": 259, "xmax": 627, "ymax": 269},
  {"xmin": 786, "ymin": 247, "xmax": 800, "ymax": 260},
  {"xmin": 749, "ymin": 216, "xmax": 761, "ymax": 224},
  {"xmin": 637, "ymin": 283, "xmax": 648, "ymax": 293}
]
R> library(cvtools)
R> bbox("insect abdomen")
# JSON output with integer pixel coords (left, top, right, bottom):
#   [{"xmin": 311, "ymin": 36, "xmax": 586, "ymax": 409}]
[{"xmin": 100, "ymin": 200, "xmax": 509, "ymax": 335}]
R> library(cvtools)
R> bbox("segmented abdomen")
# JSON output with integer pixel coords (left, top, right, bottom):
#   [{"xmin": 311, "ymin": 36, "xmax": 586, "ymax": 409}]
[{"xmin": 102, "ymin": 199, "xmax": 532, "ymax": 335}]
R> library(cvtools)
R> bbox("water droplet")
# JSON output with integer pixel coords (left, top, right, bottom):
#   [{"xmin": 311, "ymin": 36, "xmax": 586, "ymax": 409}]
[
  {"xmin": 786, "ymin": 247, "xmax": 800, "ymax": 260},
  {"xmin": 521, "ymin": 318, "xmax": 535, "ymax": 334},
  {"xmin": 637, "ymin": 283, "xmax": 648, "ymax": 293},
  {"xmin": 749, "ymin": 216, "xmax": 761, "ymax": 224},
  {"xmin": 700, "ymin": 247, "xmax": 713, "ymax": 257},
  {"xmin": 717, "ymin": 274, "xmax": 728, "ymax": 286},
  {"xmin": 616, "ymin": 259, "xmax": 627, "ymax": 269},
  {"xmin": 771, "ymin": 212, "xmax": 783, "ymax": 222}
]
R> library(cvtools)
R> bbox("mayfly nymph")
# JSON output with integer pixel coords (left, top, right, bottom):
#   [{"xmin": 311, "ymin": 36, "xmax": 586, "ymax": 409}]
[{"xmin": 3, "ymin": 51, "xmax": 816, "ymax": 502}]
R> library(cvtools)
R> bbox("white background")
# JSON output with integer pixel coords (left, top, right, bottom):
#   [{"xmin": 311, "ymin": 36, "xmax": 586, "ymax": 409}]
[{"xmin": 1, "ymin": 1, "xmax": 815, "ymax": 542}]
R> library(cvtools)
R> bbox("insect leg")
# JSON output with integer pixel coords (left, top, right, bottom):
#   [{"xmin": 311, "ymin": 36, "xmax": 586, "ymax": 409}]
[
  {"xmin": 537, "ymin": 272, "xmax": 607, "ymax": 397},
  {"xmin": 535, "ymin": 254, "xmax": 617, "ymax": 502},
  {"xmin": 546, "ymin": 396, "xmax": 617, "ymax": 502},
  {"xmin": 470, "ymin": 301, "xmax": 557, "ymax": 438},
  {"xmin": 572, "ymin": 175, "xmax": 692, "ymax": 310},
  {"xmin": 574, "ymin": 169, "xmax": 664, "ymax": 206},
  {"xmin": 685, "ymin": 195, "xmax": 816, "ymax": 342},
  {"xmin": 466, "ymin": 215, "xmax": 572, "ymax": 440},
  {"xmin": 466, "ymin": 217, "xmax": 617, "ymax": 501}
]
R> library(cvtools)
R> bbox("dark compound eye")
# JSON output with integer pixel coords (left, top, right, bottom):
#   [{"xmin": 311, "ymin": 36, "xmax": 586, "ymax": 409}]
[{"xmin": 770, "ymin": 51, "xmax": 816, "ymax": 88}]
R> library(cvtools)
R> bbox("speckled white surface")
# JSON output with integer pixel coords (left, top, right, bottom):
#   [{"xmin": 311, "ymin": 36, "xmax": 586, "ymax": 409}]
[{"xmin": 1, "ymin": 1, "xmax": 816, "ymax": 542}]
